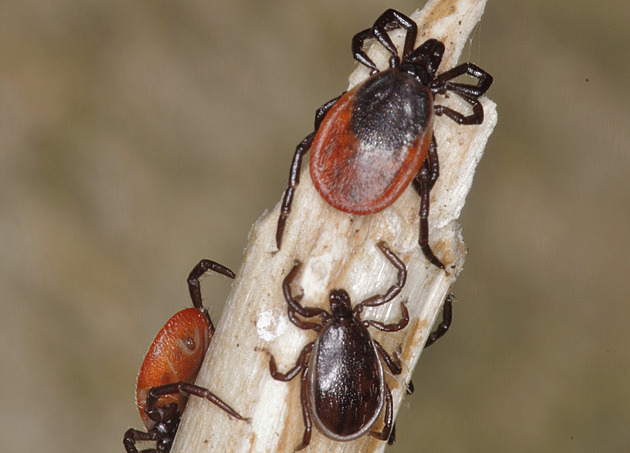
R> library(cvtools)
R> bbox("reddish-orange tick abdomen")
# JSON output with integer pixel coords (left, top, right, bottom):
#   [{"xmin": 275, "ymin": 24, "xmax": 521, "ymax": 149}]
[{"xmin": 135, "ymin": 307, "xmax": 211, "ymax": 429}]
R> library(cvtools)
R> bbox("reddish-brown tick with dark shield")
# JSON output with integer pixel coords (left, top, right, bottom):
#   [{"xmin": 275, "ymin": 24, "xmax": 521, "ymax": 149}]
[{"xmin": 276, "ymin": 9, "xmax": 493, "ymax": 269}]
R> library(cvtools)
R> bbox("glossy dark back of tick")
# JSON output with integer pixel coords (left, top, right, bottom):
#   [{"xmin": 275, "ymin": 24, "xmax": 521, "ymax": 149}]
[
  {"xmin": 310, "ymin": 69, "xmax": 433, "ymax": 214},
  {"xmin": 309, "ymin": 309, "xmax": 384, "ymax": 439}
]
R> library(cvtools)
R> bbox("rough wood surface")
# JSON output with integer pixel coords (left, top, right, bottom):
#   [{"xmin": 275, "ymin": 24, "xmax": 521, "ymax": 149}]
[{"xmin": 171, "ymin": 0, "xmax": 496, "ymax": 451}]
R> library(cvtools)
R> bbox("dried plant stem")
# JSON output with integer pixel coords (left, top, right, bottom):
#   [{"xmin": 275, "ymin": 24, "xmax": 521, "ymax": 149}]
[{"xmin": 171, "ymin": 0, "xmax": 496, "ymax": 451}]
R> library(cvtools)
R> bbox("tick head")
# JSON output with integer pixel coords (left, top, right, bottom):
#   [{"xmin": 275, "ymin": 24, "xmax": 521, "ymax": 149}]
[
  {"xmin": 400, "ymin": 38, "xmax": 445, "ymax": 85},
  {"xmin": 329, "ymin": 289, "xmax": 353, "ymax": 317}
]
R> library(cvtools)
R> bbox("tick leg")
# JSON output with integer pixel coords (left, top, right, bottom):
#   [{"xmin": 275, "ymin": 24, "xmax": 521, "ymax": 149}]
[
  {"xmin": 313, "ymin": 95, "xmax": 342, "ymax": 130},
  {"xmin": 373, "ymin": 339, "xmax": 403, "ymax": 375},
  {"xmin": 369, "ymin": 382, "xmax": 394, "ymax": 441},
  {"xmin": 276, "ymin": 132, "xmax": 315, "ymax": 250},
  {"xmin": 412, "ymin": 138, "xmax": 445, "ymax": 270},
  {"xmin": 366, "ymin": 302, "xmax": 409, "ymax": 332},
  {"xmin": 276, "ymin": 96, "xmax": 341, "ymax": 250},
  {"xmin": 424, "ymin": 135, "xmax": 440, "ymax": 190},
  {"xmin": 425, "ymin": 293, "xmax": 454, "ymax": 347},
  {"xmin": 432, "ymin": 62, "xmax": 493, "ymax": 98},
  {"xmin": 123, "ymin": 428, "xmax": 159, "ymax": 453},
  {"xmin": 295, "ymin": 366, "xmax": 313, "ymax": 451},
  {"xmin": 351, "ymin": 28, "xmax": 379, "ymax": 73},
  {"xmin": 146, "ymin": 382, "xmax": 247, "ymax": 421},
  {"xmin": 187, "ymin": 259, "xmax": 235, "ymax": 326},
  {"xmin": 354, "ymin": 241, "xmax": 407, "ymax": 313},
  {"xmin": 432, "ymin": 62, "xmax": 493, "ymax": 125},
  {"xmin": 372, "ymin": 9, "xmax": 417, "ymax": 67},
  {"xmin": 269, "ymin": 344, "xmax": 314, "ymax": 450},
  {"xmin": 376, "ymin": 240, "xmax": 408, "ymax": 292},
  {"xmin": 269, "ymin": 342, "xmax": 314, "ymax": 381},
  {"xmin": 352, "ymin": 9, "xmax": 417, "ymax": 71},
  {"xmin": 434, "ymin": 96, "xmax": 485, "ymax": 125},
  {"xmin": 283, "ymin": 260, "xmax": 328, "ymax": 320},
  {"xmin": 288, "ymin": 307, "xmax": 324, "ymax": 331}
]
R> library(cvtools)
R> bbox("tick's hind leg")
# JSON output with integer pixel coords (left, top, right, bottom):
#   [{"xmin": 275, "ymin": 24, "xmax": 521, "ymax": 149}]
[
  {"xmin": 294, "ymin": 366, "xmax": 314, "ymax": 451},
  {"xmin": 412, "ymin": 137, "xmax": 444, "ymax": 269},
  {"xmin": 369, "ymin": 382, "xmax": 394, "ymax": 441}
]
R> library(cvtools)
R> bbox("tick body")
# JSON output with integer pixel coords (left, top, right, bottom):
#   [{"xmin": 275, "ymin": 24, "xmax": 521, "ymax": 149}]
[
  {"xmin": 311, "ymin": 69, "xmax": 434, "ymax": 214},
  {"xmin": 134, "ymin": 307, "xmax": 211, "ymax": 431},
  {"xmin": 308, "ymin": 304, "xmax": 386, "ymax": 440},
  {"xmin": 276, "ymin": 9, "xmax": 493, "ymax": 269},
  {"xmin": 123, "ymin": 260, "xmax": 247, "ymax": 453},
  {"xmin": 269, "ymin": 241, "xmax": 409, "ymax": 450}
]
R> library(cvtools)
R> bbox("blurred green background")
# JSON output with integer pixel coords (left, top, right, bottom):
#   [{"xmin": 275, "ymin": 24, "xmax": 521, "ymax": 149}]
[{"xmin": 2, "ymin": 1, "xmax": 628, "ymax": 452}]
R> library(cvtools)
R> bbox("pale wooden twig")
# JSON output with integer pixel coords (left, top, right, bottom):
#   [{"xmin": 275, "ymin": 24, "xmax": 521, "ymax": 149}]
[{"xmin": 171, "ymin": 0, "xmax": 496, "ymax": 451}]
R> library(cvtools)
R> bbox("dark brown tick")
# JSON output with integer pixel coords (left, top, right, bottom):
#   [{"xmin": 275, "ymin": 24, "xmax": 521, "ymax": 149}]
[
  {"xmin": 269, "ymin": 241, "xmax": 409, "ymax": 450},
  {"xmin": 276, "ymin": 9, "xmax": 493, "ymax": 269}
]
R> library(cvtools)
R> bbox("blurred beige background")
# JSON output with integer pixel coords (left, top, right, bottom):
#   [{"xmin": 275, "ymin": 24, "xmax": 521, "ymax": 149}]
[{"xmin": 2, "ymin": 1, "xmax": 629, "ymax": 452}]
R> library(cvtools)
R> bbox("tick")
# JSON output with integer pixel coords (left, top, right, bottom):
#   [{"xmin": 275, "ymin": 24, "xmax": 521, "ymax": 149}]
[
  {"xmin": 268, "ymin": 241, "xmax": 410, "ymax": 450},
  {"xmin": 123, "ymin": 259, "xmax": 247, "ymax": 453},
  {"xmin": 275, "ymin": 9, "xmax": 493, "ymax": 269}
]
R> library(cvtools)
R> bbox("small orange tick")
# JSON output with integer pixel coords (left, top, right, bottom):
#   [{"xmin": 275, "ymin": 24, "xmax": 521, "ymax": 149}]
[{"xmin": 123, "ymin": 260, "xmax": 247, "ymax": 453}]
